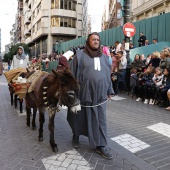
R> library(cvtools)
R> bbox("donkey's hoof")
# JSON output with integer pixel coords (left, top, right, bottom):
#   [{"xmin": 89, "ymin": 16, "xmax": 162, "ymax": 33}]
[
  {"xmin": 39, "ymin": 137, "xmax": 43, "ymax": 142},
  {"xmin": 26, "ymin": 123, "xmax": 30, "ymax": 127},
  {"xmin": 32, "ymin": 126, "xmax": 36, "ymax": 130},
  {"xmin": 20, "ymin": 110, "xmax": 23, "ymax": 113},
  {"xmin": 52, "ymin": 146, "xmax": 58, "ymax": 153}
]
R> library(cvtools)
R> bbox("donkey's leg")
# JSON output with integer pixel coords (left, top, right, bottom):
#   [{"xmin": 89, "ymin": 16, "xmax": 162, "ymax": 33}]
[
  {"xmin": 14, "ymin": 95, "xmax": 18, "ymax": 108},
  {"xmin": 39, "ymin": 108, "xmax": 45, "ymax": 142},
  {"xmin": 19, "ymin": 99, "xmax": 23, "ymax": 113},
  {"xmin": 26, "ymin": 106, "xmax": 31, "ymax": 127},
  {"xmin": 10, "ymin": 93, "xmax": 13, "ymax": 106},
  {"xmin": 48, "ymin": 110, "xmax": 58, "ymax": 152},
  {"xmin": 32, "ymin": 108, "xmax": 37, "ymax": 130}
]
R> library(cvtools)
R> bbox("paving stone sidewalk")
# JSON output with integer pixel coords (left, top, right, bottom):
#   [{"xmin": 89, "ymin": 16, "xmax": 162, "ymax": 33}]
[{"xmin": 0, "ymin": 74, "xmax": 153, "ymax": 170}]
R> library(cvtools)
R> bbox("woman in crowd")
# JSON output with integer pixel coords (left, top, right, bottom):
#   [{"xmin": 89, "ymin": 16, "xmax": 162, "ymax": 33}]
[
  {"xmin": 131, "ymin": 54, "xmax": 145, "ymax": 72},
  {"xmin": 159, "ymin": 49, "xmax": 170, "ymax": 70},
  {"xmin": 144, "ymin": 54, "xmax": 152, "ymax": 67},
  {"xmin": 149, "ymin": 51, "xmax": 161, "ymax": 68}
]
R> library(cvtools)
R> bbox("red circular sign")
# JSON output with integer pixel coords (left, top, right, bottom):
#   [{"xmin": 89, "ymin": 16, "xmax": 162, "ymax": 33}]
[{"xmin": 123, "ymin": 22, "xmax": 136, "ymax": 37}]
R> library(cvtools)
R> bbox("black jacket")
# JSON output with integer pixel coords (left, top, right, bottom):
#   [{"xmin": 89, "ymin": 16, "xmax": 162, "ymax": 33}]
[{"xmin": 138, "ymin": 35, "xmax": 146, "ymax": 47}]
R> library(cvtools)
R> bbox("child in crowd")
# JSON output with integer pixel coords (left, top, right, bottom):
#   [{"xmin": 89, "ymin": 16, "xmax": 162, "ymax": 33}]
[
  {"xmin": 111, "ymin": 67, "xmax": 119, "ymax": 95},
  {"xmin": 136, "ymin": 66, "xmax": 154, "ymax": 104},
  {"xmin": 129, "ymin": 68, "xmax": 138, "ymax": 97},
  {"xmin": 155, "ymin": 67, "xmax": 170, "ymax": 107},
  {"xmin": 148, "ymin": 67, "xmax": 163, "ymax": 104}
]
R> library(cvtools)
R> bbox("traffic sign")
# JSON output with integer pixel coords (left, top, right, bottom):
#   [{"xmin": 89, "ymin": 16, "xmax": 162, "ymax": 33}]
[{"xmin": 123, "ymin": 22, "xmax": 136, "ymax": 37}]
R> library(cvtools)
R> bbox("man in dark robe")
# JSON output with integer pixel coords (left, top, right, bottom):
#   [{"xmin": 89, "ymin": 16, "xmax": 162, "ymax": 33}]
[{"xmin": 67, "ymin": 32, "xmax": 113, "ymax": 159}]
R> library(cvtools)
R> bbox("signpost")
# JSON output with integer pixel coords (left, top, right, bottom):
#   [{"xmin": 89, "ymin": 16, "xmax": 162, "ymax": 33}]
[{"xmin": 123, "ymin": 22, "xmax": 136, "ymax": 38}]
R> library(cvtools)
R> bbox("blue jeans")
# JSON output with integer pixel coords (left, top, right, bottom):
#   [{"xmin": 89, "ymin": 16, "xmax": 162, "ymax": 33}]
[{"xmin": 119, "ymin": 69, "xmax": 127, "ymax": 91}]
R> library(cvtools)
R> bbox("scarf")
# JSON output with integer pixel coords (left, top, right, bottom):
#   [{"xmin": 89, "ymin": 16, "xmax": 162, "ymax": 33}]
[
  {"xmin": 16, "ymin": 46, "xmax": 26, "ymax": 60},
  {"xmin": 83, "ymin": 33, "xmax": 102, "ymax": 58}
]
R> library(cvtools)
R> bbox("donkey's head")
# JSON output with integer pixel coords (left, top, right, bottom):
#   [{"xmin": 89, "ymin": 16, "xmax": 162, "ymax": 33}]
[{"xmin": 50, "ymin": 68, "xmax": 81, "ymax": 113}]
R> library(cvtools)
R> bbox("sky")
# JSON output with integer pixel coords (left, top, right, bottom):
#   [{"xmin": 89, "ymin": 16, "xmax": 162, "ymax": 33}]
[
  {"xmin": 0, "ymin": 0, "xmax": 17, "ymax": 52},
  {"xmin": 0, "ymin": 0, "xmax": 106, "ymax": 52},
  {"xmin": 89, "ymin": 0, "xmax": 107, "ymax": 32}
]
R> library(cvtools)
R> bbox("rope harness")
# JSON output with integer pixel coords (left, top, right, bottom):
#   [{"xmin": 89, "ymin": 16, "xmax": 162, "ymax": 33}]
[{"xmin": 81, "ymin": 99, "xmax": 110, "ymax": 108}]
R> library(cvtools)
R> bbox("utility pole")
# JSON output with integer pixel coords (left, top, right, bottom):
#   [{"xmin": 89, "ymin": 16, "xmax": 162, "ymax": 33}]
[
  {"xmin": 123, "ymin": 0, "xmax": 130, "ymax": 49},
  {"xmin": 121, "ymin": 0, "xmax": 131, "ymax": 90}
]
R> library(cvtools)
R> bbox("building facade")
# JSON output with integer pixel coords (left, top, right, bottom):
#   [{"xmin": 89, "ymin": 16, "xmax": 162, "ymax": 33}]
[
  {"xmin": 131, "ymin": 0, "xmax": 170, "ymax": 22},
  {"xmin": 23, "ymin": 0, "xmax": 83, "ymax": 56},
  {"xmin": 17, "ymin": 0, "xmax": 25, "ymax": 43},
  {"xmin": 102, "ymin": 0, "xmax": 122, "ymax": 31},
  {"xmin": 82, "ymin": 0, "xmax": 89, "ymax": 36}
]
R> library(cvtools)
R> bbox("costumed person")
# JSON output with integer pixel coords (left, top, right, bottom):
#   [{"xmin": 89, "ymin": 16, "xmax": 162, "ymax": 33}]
[
  {"xmin": 0, "ymin": 59, "xmax": 3, "ymax": 75},
  {"xmin": 67, "ymin": 32, "xmax": 113, "ymax": 159},
  {"xmin": 10, "ymin": 46, "xmax": 29, "ymax": 70},
  {"xmin": 10, "ymin": 46, "xmax": 29, "ymax": 113}
]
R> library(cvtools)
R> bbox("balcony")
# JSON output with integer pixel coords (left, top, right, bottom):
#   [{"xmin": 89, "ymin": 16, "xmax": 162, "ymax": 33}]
[
  {"xmin": 51, "ymin": 27, "xmax": 77, "ymax": 36},
  {"xmin": 51, "ymin": 9, "xmax": 77, "ymax": 18},
  {"xmin": 133, "ymin": 0, "xmax": 170, "ymax": 16},
  {"xmin": 24, "ymin": 18, "xmax": 31, "ymax": 24},
  {"xmin": 31, "ymin": 28, "xmax": 49, "ymax": 41},
  {"xmin": 24, "ymin": 29, "xmax": 31, "ymax": 36},
  {"xmin": 27, "ymin": 10, "xmax": 32, "ymax": 19},
  {"xmin": 25, "ymin": 36, "xmax": 32, "ymax": 44},
  {"xmin": 28, "ymin": 23, "xmax": 32, "ymax": 31}
]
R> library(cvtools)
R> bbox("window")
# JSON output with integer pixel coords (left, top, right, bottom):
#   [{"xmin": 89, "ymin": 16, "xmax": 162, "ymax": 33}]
[
  {"xmin": 37, "ymin": 3, "xmax": 41, "ymax": 15},
  {"xmin": 60, "ymin": 0, "xmax": 76, "ymax": 11},
  {"xmin": 51, "ymin": 17, "xmax": 60, "ymax": 26},
  {"xmin": 51, "ymin": 0, "xmax": 59, "ymax": 9},
  {"xmin": 51, "ymin": 17, "xmax": 76, "ymax": 28},
  {"xmin": 37, "ymin": 20, "xmax": 41, "ymax": 30}
]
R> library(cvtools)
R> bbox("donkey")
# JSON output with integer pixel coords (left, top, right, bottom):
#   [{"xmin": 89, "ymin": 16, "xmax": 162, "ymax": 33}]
[{"xmin": 25, "ymin": 67, "xmax": 81, "ymax": 152}]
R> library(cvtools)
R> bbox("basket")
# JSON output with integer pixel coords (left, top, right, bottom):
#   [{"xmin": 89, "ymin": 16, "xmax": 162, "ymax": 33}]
[
  {"xmin": 4, "ymin": 67, "xmax": 27, "ymax": 83},
  {"xmin": 27, "ymin": 71, "xmax": 49, "ymax": 93},
  {"xmin": 12, "ymin": 82, "xmax": 31, "ymax": 99}
]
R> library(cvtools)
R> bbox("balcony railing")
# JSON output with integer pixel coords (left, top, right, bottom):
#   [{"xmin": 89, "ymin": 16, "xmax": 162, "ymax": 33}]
[{"xmin": 133, "ymin": 0, "xmax": 170, "ymax": 16}]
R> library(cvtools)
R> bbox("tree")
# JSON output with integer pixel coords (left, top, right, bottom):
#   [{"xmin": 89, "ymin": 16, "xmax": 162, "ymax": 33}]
[{"xmin": 3, "ymin": 43, "xmax": 30, "ymax": 62}]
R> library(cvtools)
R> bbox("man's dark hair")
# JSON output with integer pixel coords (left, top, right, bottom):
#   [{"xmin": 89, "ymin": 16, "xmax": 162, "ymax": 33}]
[{"xmin": 117, "ymin": 51, "xmax": 123, "ymax": 55}]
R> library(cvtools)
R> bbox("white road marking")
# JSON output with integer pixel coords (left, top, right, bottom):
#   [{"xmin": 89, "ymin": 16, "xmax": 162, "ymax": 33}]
[
  {"xmin": 111, "ymin": 95, "xmax": 126, "ymax": 101},
  {"xmin": 111, "ymin": 133, "xmax": 150, "ymax": 153},
  {"xmin": 41, "ymin": 149, "xmax": 92, "ymax": 170},
  {"xmin": 147, "ymin": 122, "xmax": 170, "ymax": 138}
]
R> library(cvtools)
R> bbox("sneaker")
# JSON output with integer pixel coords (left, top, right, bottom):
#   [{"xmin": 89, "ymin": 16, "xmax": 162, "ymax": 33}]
[
  {"xmin": 136, "ymin": 98, "xmax": 141, "ymax": 102},
  {"xmin": 72, "ymin": 135, "xmax": 80, "ymax": 148},
  {"xmin": 144, "ymin": 99, "xmax": 149, "ymax": 104},
  {"xmin": 166, "ymin": 106, "xmax": 170, "ymax": 110},
  {"xmin": 95, "ymin": 147, "xmax": 113, "ymax": 160},
  {"xmin": 149, "ymin": 99, "xmax": 154, "ymax": 105}
]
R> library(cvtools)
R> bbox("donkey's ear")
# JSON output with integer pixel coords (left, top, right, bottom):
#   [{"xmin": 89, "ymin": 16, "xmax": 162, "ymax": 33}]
[{"xmin": 51, "ymin": 69, "xmax": 62, "ymax": 78}]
